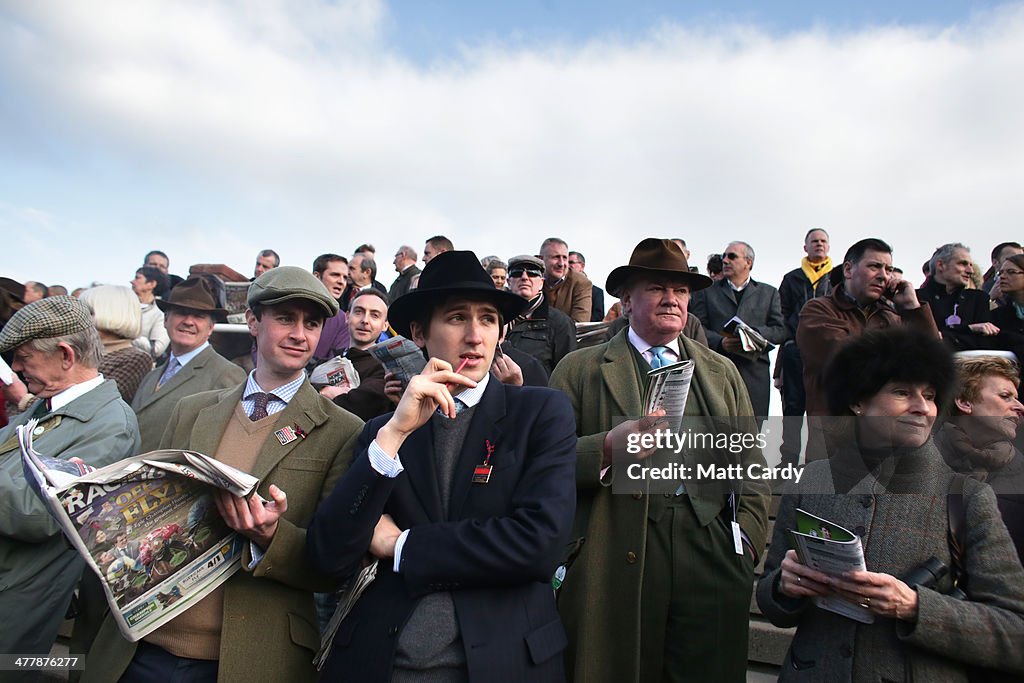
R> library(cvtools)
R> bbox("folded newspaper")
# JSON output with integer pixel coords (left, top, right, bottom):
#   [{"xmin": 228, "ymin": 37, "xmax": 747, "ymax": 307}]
[
  {"xmin": 18, "ymin": 419, "xmax": 259, "ymax": 641},
  {"xmin": 310, "ymin": 356, "xmax": 361, "ymax": 390},
  {"xmin": 644, "ymin": 359, "xmax": 694, "ymax": 432},
  {"xmin": 788, "ymin": 508, "xmax": 874, "ymax": 624},
  {"xmin": 368, "ymin": 335, "xmax": 427, "ymax": 384},
  {"xmin": 723, "ymin": 316, "xmax": 771, "ymax": 355}
]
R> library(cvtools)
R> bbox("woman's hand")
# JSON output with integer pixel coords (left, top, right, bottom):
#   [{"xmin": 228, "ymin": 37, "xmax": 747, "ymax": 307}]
[
  {"xmin": 778, "ymin": 549, "xmax": 832, "ymax": 599},
  {"xmin": 832, "ymin": 569, "xmax": 919, "ymax": 621}
]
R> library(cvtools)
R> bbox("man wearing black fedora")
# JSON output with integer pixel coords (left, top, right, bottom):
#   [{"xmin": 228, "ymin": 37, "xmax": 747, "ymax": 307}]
[
  {"xmin": 308, "ymin": 250, "xmax": 577, "ymax": 682},
  {"xmin": 131, "ymin": 276, "xmax": 246, "ymax": 452},
  {"xmin": 550, "ymin": 238, "xmax": 771, "ymax": 683}
]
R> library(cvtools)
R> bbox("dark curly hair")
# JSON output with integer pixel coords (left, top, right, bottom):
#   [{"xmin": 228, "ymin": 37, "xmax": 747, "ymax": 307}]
[{"xmin": 824, "ymin": 327, "xmax": 955, "ymax": 416}]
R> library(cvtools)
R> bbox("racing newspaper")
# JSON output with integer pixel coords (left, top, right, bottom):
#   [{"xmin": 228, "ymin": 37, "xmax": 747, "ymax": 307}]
[
  {"xmin": 644, "ymin": 359, "xmax": 695, "ymax": 432},
  {"xmin": 788, "ymin": 508, "xmax": 874, "ymax": 624},
  {"xmin": 18, "ymin": 419, "xmax": 260, "ymax": 641}
]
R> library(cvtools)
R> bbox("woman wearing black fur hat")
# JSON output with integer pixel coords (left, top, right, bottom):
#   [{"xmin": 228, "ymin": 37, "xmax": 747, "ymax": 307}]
[{"xmin": 757, "ymin": 327, "xmax": 1024, "ymax": 682}]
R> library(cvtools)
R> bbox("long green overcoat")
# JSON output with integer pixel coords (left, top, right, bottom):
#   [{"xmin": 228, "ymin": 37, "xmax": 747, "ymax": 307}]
[{"xmin": 549, "ymin": 329, "xmax": 771, "ymax": 683}]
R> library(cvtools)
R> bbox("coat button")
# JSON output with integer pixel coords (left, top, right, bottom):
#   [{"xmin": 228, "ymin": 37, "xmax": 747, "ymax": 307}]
[
  {"xmin": 854, "ymin": 526, "xmax": 866, "ymax": 537},
  {"xmin": 626, "ymin": 551, "xmax": 637, "ymax": 564},
  {"xmin": 632, "ymin": 492, "xmax": 643, "ymax": 500},
  {"xmin": 388, "ymin": 625, "xmax": 399, "ymax": 636},
  {"xmin": 860, "ymin": 496, "xmax": 873, "ymax": 508}
]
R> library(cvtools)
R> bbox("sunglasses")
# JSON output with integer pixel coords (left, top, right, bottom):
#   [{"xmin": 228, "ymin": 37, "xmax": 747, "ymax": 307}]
[
  {"xmin": 509, "ymin": 268, "xmax": 543, "ymax": 278},
  {"xmin": 722, "ymin": 252, "xmax": 744, "ymax": 261}
]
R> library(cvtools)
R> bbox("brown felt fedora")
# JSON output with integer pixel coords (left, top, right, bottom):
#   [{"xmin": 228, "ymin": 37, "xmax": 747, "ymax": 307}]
[
  {"xmin": 157, "ymin": 276, "xmax": 228, "ymax": 322},
  {"xmin": 605, "ymin": 238, "xmax": 713, "ymax": 297}
]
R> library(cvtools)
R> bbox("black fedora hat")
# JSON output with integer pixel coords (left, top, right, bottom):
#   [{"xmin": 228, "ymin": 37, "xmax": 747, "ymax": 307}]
[
  {"xmin": 156, "ymin": 276, "xmax": 228, "ymax": 322},
  {"xmin": 388, "ymin": 250, "xmax": 530, "ymax": 338},
  {"xmin": 605, "ymin": 238, "xmax": 713, "ymax": 297}
]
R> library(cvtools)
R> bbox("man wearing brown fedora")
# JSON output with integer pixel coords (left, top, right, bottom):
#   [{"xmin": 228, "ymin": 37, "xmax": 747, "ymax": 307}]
[
  {"xmin": 131, "ymin": 276, "xmax": 246, "ymax": 452},
  {"xmin": 308, "ymin": 250, "xmax": 577, "ymax": 682},
  {"xmin": 550, "ymin": 238, "xmax": 771, "ymax": 683}
]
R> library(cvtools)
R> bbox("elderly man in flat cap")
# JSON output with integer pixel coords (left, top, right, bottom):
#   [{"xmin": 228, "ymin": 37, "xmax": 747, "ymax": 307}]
[
  {"xmin": 131, "ymin": 276, "xmax": 246, "ymax": 453},
  {"xmin": 85, "ymin": 267, "xmax": 363, "ymax": 683},
  {"xmin": 0, "ymin": 296, "xmax": 139, "ymax": 669},
  {"xmin": 550, "ymin": 238, "xmax": 771, "ymax": 683}
]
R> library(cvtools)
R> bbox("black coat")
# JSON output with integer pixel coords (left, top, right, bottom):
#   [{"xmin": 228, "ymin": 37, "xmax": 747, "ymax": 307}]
[
  {"xmin": 778, "ymin": 266, "xmax": 831, "ymax": 341},
  {"xmin": 917, "ymin": 279, "xmax": 992, "ymax": 350},
  {"xmin": 307, "ymin": 380, "xmax": 577, "ymax": 683},
  {"xmin": 505, "ymin": 298, "xmax": 577, "ymax": 375}
]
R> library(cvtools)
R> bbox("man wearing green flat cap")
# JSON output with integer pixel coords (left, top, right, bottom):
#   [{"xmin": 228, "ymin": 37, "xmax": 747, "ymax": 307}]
[
  {"xmin": 86, "ymin": 267, "xmax": 363, "ymax": 683},
  {"xmin": 0, "ymin": 295, "xmax": 139, "ymax": 673}
]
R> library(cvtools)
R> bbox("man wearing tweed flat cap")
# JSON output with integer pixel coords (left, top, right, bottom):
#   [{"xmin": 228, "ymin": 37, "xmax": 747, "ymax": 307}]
[
  {"xmin": 0, "ymin": 295, "xmax": 140, "ymax": 671},
  {"xmin": 86, "ymin": 266, "xmax": 363, "ymax": 683}
]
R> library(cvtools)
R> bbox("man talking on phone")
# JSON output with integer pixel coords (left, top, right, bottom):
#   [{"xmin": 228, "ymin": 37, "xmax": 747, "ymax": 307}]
[{"xmin": 797, "ymin": 237, "xmax": 939, "ymax": 421}]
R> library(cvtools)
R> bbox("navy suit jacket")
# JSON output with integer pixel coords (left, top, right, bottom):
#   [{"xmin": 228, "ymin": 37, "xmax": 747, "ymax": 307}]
[{"xmin": 307, "ymin": 380, "xmax": 577, "ymax": 683}]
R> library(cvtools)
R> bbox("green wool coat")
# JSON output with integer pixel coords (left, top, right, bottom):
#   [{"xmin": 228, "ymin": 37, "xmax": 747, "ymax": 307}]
[{"xmin": 549, "ymin": 329, "xmax": 771, "ymax": 683}]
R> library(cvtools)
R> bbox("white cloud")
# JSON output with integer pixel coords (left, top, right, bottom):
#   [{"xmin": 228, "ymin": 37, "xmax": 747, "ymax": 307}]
[{"xmin": 1, "ymin": 0, "xmax": 1023, "ymax": 293}]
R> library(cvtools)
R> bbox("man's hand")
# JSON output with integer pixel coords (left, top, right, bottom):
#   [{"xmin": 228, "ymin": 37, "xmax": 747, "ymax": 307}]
[
  {"xmin": 319, "ymin": 384, "xmax": 352, "ymax": 399},
  {"xmin": 369, "ymin": 514, "xmax": 403, "ymax": 560},
  {"xmin": 383, "ymin": 371, "xmax": 405, "ymax": 406},
  {"xmin": 890, "ymin": 280, "xmax": 921, "ymax": 310},
  {"xmin": 968, "ymin": 322, "xmax": 1000, "ymax": 336},
  {"xmin": 601, "ymin": 409, "xmax": 668, "ymax": 469},
  {"xmin": 721, "ymin": 335, "xmax": 743, "ymax": 353},
  {"xmin": 491, "ymin": 353, "xmax": 524, "ymax": 386},
  {"xmin": 375, "ymin": 358, "xmax": 477, "ymax": 455},
  {"xmin": 215, "ymin": 484, "xmax": 287, "ymax": 550}
]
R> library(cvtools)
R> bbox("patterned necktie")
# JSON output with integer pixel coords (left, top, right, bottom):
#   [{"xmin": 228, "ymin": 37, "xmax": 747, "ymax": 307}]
[
  {"xmin": 649, "ymin": 346, "xmax": 673, "ymax": 369},
  {"xmin": 156, "ymin": 357, "xmax": 181, "ymax": 390},
  {"xmin": 249, "ymin": 392, "xmax": 277, "ymax": 421}
]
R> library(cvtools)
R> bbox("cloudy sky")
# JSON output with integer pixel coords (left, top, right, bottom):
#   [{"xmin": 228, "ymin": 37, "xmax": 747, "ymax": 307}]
[{"xmin": 2, "ymin": 0, "xmax": 1022, "ymax": 296}]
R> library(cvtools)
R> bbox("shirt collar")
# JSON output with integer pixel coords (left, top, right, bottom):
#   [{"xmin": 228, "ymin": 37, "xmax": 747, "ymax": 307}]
[
  {"xmin": 727, "ymin": 277, "xmax": 751, "ymax": 292},
  {"xmin": 50, "ymin": 374, "xmax": 105, "ymax": 411},
  {"xmin": 627, "ymin": 327, "xmax": 680, "ymax": 360},
  {"xmin": 243, "ymin": 371, "xmax": 305, "ymax": 403},
  {"xmin": 170, "ymin": 341, "xmax": 209, "ymax": 369},
  {"xmin": 454, "ymin": 372, "xmax": 490, "ymax": 408}
]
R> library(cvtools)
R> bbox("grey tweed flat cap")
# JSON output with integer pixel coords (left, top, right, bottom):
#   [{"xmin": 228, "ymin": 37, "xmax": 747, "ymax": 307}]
[
  {"xmin": 0, "ymin": 295, "xmax": 94, "ymax": 352},
  {"xmin": 247, "ymin": 266, "xmax": 339, "ymax": 319}
]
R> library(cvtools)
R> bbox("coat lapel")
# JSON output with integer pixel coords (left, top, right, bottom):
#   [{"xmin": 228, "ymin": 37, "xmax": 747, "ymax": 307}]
[
  {"xmin": 399, "ymin": 421, "xmax": 445, "ymax": 522},
  {"xmin": 600, "ymin": 332, "xmax": 644, "ymax": 417},
  {"xmin": 188, "ymin": 385, "xmax": 244, "ymax": 456},
  {"xmin": 250, "ymin": 381, "xmax": 328, "ymax": 481},
  {"xmin": 448, "ymin": 380, "xmax": 505, "ymax": 521},
  {"xmin": 137, "ymin": 347, "xmax": 210, "ymax": 410}
]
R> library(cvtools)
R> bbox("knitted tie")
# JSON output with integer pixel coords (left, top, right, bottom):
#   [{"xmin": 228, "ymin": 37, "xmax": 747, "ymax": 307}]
[
  {"xmin": 156, "ymin": 357, "xmax": 181, "ymax": 390},
  {"xmin": 649, "ymin": 346, "xmax": 673, "ymax": 369},
  {"xmin": 249, "ymin": 392, "xmax": 276, "ymax": 421}
]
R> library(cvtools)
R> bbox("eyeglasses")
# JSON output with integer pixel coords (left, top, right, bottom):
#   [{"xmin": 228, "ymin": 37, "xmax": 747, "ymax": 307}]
[
  {"xmin": 509, "ymin": 268, "xmax": 543, "ymax": 279},
  {"xmin": 722, "ymin": 252, "xmax": 744, "ymax": 261},
  {"xmin": 998, "ymin": 268, "xmax": 1024, "ymax": 277}
]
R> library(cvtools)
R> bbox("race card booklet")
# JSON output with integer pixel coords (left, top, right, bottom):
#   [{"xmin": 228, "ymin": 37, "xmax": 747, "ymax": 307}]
[
  {"xmin": 788, "ymin": 508, "xmax": 874, "ymax": 624},
  {"xmin": 644, "ymin": 359, "xmax": 694, "ymax": 432}
]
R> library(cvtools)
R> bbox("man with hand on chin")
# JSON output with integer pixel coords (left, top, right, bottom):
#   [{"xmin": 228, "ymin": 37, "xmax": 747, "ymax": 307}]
[
  {"xmin": 308, "ymin": 250, "xmax": 577, "ymax": 683},
  {"xmin": 86, "ymin": 267, "xmax": 363, "ymax": 683}
]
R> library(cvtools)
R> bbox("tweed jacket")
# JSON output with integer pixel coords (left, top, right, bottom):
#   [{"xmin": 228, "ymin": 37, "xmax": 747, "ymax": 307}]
[
  {"xmin": 544, "ymin": 267, "xmax": 593, "ymax": 324},
  {"xmin": 85, "ymin": 380, "xmax": 363, "ymax": 683},
  {"xmin": 0, "ymin": 380, "xmax": 139, "ymax": 652},
  {"xmin": 757, "ymin": 441, "xmax": 1024, "ymax": 682},
  {"xmin": 688, "ymin": 277, "xmax": 787, "ymax": 417},
  {"xmin": 131, "ymin": 345, "xmax": 247, "ymax": 453},
  {"xmin": 549, "ymin": 329, "xmax": 771, "ymax": 683},
  {"xmin": 797, "ymin": 287, "xmax": 939, "ymax": 416}
]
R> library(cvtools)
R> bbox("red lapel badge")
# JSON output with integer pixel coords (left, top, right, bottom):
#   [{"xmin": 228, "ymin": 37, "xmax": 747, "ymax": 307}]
[{"xmin": 472, "ymin": 439, "xmax": 495, "ymax": 484}]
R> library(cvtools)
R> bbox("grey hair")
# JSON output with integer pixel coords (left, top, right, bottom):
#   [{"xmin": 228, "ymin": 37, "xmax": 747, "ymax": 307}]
[
  {"xmin": 929, "ymin": 243, "xmax": 970, "ymax": 273},
  {"xmin": 730, "ymin": 241, "xmax": 755, "ymax": 263},
  {"xmin": 27, "ymin": 326, "xmax": 104, "ymax": 369},
  {"xmin": 258, "ymin": 249, "xmax": 281, "ymax": 267},
  {"xmin": 398, "ymin": 245, "xmax": 418, "ymax": 261}
]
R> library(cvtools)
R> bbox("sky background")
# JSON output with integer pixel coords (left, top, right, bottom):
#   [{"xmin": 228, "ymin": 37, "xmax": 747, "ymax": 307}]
[{"xmin": 2, "ymin": 0, "xmax": 1022, "ymax": 300}]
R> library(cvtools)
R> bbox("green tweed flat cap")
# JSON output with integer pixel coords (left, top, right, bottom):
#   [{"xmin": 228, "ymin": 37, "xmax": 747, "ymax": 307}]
[
  {"xmin": 247, "ymin": 266, "xmax": 339, "ymax": 318},
  {"xmin": 0, "ymin": 295, "xmax": 94, "ymax": 353}
]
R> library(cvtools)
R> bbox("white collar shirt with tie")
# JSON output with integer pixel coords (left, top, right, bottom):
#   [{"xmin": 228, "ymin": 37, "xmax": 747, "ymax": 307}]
[{"xmin": 627, "ymin": 327, "xmax": 680, "ymax": 368}]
